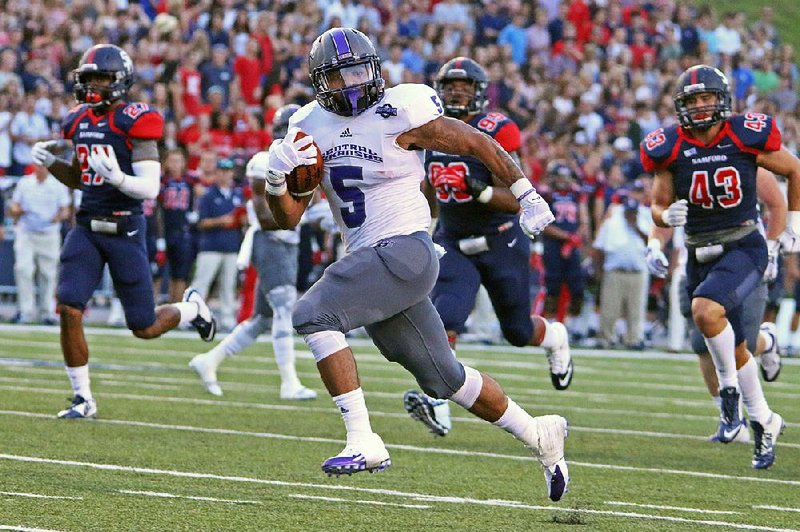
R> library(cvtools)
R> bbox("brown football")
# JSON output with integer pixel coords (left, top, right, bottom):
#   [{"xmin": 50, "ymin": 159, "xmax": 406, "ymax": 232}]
[{"xmin": 287, "ymin": 130, "xmax": 324, "ymax": 196}]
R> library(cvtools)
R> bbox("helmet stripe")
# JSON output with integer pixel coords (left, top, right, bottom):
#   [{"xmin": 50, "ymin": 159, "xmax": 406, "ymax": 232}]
[
  {"xmin": 691, "ymin": 67, "xmax": 697, "ymax": 85},
  {"xmin": 86, "ymin": 46, "xmax": 98, "ymax": 65},
  {"xmin": 331, "ymin": 29, "xmax": 353, "ymax": 60}
]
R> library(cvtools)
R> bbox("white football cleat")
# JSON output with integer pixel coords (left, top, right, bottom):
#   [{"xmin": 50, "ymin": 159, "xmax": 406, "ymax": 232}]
[
  {"xmin": 758, "ymin": 322, "xmax": 781, "ymax": 382},
  {"xmin": 321, "ymin": 432, "xmax": 392, "ymax": 477},
  {"xmin": 183, "ymin": 287, "xmax": 216, "ymax": 342},
  {"xmin": 188, "ymin": 354, "xmax": 223, "ymax": 396},
  {"xmin": 531, "ymin": 415, "xmax": 569, "ymax": 501},
  {"xmin": 403, "ymin": 390, "xmax": 451, "ymax": 437},
  {"xmin": 280, "ymin": 384, "xmax": 317, "ymax": 400},
  {"xmin": 545, "ymin": 322, "xmax": 574, "ymax": 390},
  {"xmin": 752, "ymin": 412, "xmax": 785, "ymax": 469},
  {"xmin": 57, "ymin": 395, "xmax": 97, "ymax": 419}
]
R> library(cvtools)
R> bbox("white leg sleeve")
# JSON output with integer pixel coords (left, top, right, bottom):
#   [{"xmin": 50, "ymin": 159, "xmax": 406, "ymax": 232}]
[
  {"xmin": 304, "ymin": 330, "xmax": 349, "ymax": 363},
  {"xmin": 268, "ymin": 285, "xmax": 300, "ymax": 387},
  {"xmin": 449, "ymin": 365, "xmax": 483, "ymax": 409}
]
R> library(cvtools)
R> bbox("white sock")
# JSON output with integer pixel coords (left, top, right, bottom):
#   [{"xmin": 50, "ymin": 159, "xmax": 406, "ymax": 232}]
[
  {"xmin": 333, "ymin": 388, "xmax": 373, "ymax": 435},
  {"xmin": 703, "ymin": 322, "xmax": 738, "ymax": 390},
  {"xmin": 273, "ymin": 312, "xmax": 300, "ymax": 389},
  {"xmin": 738, "ymin": 357, "xmax": 772, "ymax": 424},
  {"xmin": 204, "ymin": 319, "xmax": 264, "ymax": 367},
  {"xmin": 759, "ymin": 330, "xmax": 773, "ymax": 354},
  {"xmin": 493, "ymin": 398, "xmax": 537, "ymax": 448},
  {"xmin": 175, "ymin": 302, "xmax": 199, "ymax": 325},
  {"xmin": 65, "ymin": 365, "xmax": 92, "ymax": 402},
  {"xmin": 712, "ymin": 395, "xmax": 721, "ymax": 409},
  {"xmin": 538, "ymin": 319, "xmax": 563, "ymax": 349}
]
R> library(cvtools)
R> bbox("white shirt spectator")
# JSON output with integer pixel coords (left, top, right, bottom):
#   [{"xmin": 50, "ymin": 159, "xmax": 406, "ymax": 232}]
[
  {"xmin": 0, "ymin": 109, "xmax": 12, "ymax": 170},
  {"xmin": 715, "ymin": 24, "xmax": 742, "ymax": 56},
  {"xmin": 11, "ymin": 172, "xmax": 70, "ymax": 234},
  {"xmin": 10, "ymin": 109, "xmax": 50, "ymax": 167}
]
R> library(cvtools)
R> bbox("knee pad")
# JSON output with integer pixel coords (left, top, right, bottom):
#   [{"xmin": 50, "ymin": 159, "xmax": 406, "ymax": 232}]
[
  {"xmin": 267, "ymin": 285, "xmax": 297, "ymax": 316},
  {"xmin": 242, "ymin": 314, "xmax": 271, "ymax": 339},
  {"xmin": 304, "ymin": 330, "xmax": 349, "ymax": 362},
  {"xmin": 449, "ymin": 365, "xmax": 483, "ymax": 409}
]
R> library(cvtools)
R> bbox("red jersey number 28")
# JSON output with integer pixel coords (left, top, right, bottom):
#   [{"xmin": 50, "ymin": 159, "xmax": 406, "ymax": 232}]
[{"xmin": 688, "ymin": 166, "xmax": 742, "ymax": 209}]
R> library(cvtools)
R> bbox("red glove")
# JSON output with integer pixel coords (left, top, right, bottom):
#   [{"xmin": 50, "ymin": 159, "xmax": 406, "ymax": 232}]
[
  {"xmin": 560, "ymin": 234, "xmax": 582, "ymax": 258},
  {"xmin": 431, "ymin": 166, "xmax": 467, "ymax": 191},
  {"xmin": 155, "ymin": 250, "xmax": 167, "ymax": 268}
]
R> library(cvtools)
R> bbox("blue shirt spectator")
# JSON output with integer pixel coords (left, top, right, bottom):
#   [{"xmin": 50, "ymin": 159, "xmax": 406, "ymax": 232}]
[
  {"xmin": 498, "ymin": 15, "xmax": 529, "ymax": 66},
  {"xmin": 197, "ymin": 161, "xmax": 243, "ymax": 254}
]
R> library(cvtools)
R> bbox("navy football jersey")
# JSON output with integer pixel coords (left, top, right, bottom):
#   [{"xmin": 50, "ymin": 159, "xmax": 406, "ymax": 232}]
[
  {"xmin": 62, "ymin": 102, "xmax": 164, "ymax": 216},
  {"xmin": 160, "ymin": 175, "xmax": 195, "ymax": 234},
  {"xmin": 640, "ymin": 113, "xmax": 781, "ymax": 235},
  {"xmin": 426, "ymin": 111, "xmax": 521, "ymax": 239},
  {"xmin": 543, "ymin": 187, "xmax": 585, "ymax": 234}
]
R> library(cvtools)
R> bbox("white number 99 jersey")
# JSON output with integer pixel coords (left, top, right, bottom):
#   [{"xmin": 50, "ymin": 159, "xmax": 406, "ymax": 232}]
[{"xmin": 289, "ymin": 83, "xmax": 444, "ymax": 253}]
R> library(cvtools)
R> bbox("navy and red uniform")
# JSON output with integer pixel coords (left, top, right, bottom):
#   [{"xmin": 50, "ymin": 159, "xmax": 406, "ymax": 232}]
[
  {"xmin": 160, "ymin": 174, "xmax": 196, "ymax": 281},
  {"xmin": 541, "ymin": 186, "xmax": 586, "ymax": 303},
  {"xmin": 640, "ymin": 113, "xmax": 781, "ymax": 345},
  {"xmin": 427, "ymin": 111, "xmax": 533, "ymax": 346},
  {"xmin": 57, "ymin": 102, "xmax": 164, "ymax": 330}
]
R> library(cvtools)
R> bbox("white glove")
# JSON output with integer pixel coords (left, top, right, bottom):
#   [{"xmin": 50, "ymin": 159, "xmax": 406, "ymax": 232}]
[
  {"xmin": 661, "ymin": 199, "xmax": 688, "ymax": 227},
  {"xmin": 267, "ymin": 129, "xmax": 319, "ymax": 196},
  {"xmin": 519, "ymin": 193, "xmax": 555, "ymax": 238},
  {"xmin": 764, "ymin": 239, "xmax": 780, "ymax": 282},
  {"xmin": 87, "ymin": 145, "xmax": 125, "ymax": 186},
  {"xmin": 31, "ymin": 140, "xmax": 58, "ymax": 167},
  {"xmin": 645, "ymin": 239, "xmax": 669, "ymax": 278},
  {"xmin": 779, "ymin": 211, "xmax": 800, "ymax": 253}
]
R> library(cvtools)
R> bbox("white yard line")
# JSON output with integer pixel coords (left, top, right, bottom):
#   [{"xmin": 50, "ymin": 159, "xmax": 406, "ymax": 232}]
[
  {"xmin": 605, "ymin": 500, "xmax": 741, "ymax": 515},
  {"xmin": 1, "ymin": 414, "xmax": 799, "ymax": 487},
  {"xmin": 0, "ymin": 454, "xmax": 794, "ymax": 532},
  {"xmin": 289, "ymin": 494, "xmax": 430, "ymax": 509},
  {"xmin": 0, "ymin": 526, "xmax": 65, "ymax": 532},
  {"xmin": 754, "ymin": 505, "xmax": 800, "ymax": 513},
  {"xmin": 0, "ymin": 491, "xmax": 82, "ymax": 500},
  {"xmin": 1, "ymin": 383, "xmax": 799, "ymax": 451},
  {"xmin": 117, "ymin": 489, "xmax": 261, "ymax": 505}
]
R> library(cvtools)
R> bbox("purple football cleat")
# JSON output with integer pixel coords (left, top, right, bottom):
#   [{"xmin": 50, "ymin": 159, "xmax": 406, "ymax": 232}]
[{"xmin": 321, "ymin": 433, "xmax": 392, "ymax": 477}]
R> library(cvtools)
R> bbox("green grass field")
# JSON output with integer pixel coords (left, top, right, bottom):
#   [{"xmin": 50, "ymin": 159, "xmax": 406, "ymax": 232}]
[{"xmin": 1, "ymin": 325, "xmax": 799, "ymax": 531}]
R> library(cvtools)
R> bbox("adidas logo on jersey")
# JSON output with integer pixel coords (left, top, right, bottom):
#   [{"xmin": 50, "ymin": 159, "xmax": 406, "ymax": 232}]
[{"xmin": 340, "ymin": 128, "xmax": 353, "ymax": 138}]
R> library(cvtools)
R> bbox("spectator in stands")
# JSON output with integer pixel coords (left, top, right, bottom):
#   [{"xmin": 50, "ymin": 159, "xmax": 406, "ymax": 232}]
[
  {"xmin": 593, "ymin": 198, "xmax": 648, "ymax": 349},
  {"xmin": 0, "ymin": 92, "xmax": 12, "ymax": 176},
  {"xmin": 192, "ymin": 157, "xmax": 244, "ymax": 331},
  {"xmin": 9, "ymin": 165, "xmax": 70, "ymax": 323},
  {"xmin": 201, "ymin": 44, "xmax": 235, "ymax": 107},
  {"xmin": 9, "ymin": 94, "xmax": 52, "ymax": 177}
]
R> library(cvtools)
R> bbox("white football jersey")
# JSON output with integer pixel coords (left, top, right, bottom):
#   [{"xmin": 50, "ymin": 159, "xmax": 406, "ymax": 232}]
[{"xmin": 289, "ymin": 84, "xmax": 444, "ymax": 252}]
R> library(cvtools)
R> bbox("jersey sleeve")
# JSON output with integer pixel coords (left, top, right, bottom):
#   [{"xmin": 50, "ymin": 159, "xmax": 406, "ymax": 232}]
[
  {"xmin": 728, "ymin": 114, "xmax": 782, "ymax": 154},
  {"xmin": 61, "ymin": 104, "xmax": 90, "ymax": 140},
  {"xmin": 491, "ymin": 120, "xmax": 521, "ymax": 153},
  {"xmin": 639, "ymin": 126, "xmax": 679, "ymax": 172},
  {"xmin": 114, "ymin": 103, "xmax": 164, "ymax": 140},
  {"xmin": 384, "ymin": 83, "xmax": 443, "ymax": 136}
]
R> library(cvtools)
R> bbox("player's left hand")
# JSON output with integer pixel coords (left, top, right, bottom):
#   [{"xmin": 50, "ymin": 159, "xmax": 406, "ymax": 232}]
[
  {"xmin": 519, "ymin": 193, "xmax": 555, "ymax": 239},
  {"xmin": 779, "ymin": 226, "xmax": 800, "ymax": 254},
  {"xmin": 87, "ymin": 145, "xmax": 125, "ymax": 186},
  {"xmin": 764, "ymin": 239, "xmax": 781, "ymax": 282},
  {"xmin": 268, "ymin": 128, "xmax": 318, "ymax": 174}
]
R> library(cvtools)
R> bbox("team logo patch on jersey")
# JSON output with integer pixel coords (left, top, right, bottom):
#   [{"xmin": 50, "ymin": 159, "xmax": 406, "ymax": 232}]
[
  {"xmin": 340, "ymin": 128, "xmax": 353, "ymax": 138},
  {"xmin": 683, "ymin": 148, "xmax": 697, "ymax": 157},
  {"xmin": 375, "ymin": 103, "xmax": 398, "ymax": 118}
]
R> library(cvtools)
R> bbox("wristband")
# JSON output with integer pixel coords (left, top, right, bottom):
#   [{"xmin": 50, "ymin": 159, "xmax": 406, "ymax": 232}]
[
  {"xmin": 510, "ymin": 178, "xmax": 535, "ymax": 201},
  {"xmin": 476, "ymin": 186, "xmax": 494, "ymax": 203},
  {"xmin": 788, "ymin": 211, "xmax": 800, "ymax": 234},
  {"xmin": 647, "ymin": 238, "xmax": 662, "ymax": 252}
]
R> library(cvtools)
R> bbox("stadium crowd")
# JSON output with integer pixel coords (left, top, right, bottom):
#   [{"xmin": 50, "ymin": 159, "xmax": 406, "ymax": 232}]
[{"xmin": 1, "ymin": 0, "xmax": 798, "ymax": 348}]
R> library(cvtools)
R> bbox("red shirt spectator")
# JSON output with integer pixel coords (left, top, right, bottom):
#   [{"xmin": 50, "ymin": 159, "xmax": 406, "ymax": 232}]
[
  {"xmin": 629, "ymin": 31, "xmax": 656, "ymax": 68},
  {"xmin": 567, "ymin": 0, "xmax": 592, "ymax": 44},
  {"xmin": 234, "ymin": 113, "xmax": 272, "ymax": 160},
  {"xmin": 234, "ymin": 39, "xmax": 263, "ymax": 107},
  {"xmin": 177, "ymin": 52, "xmax": 204, "ymax": 118}
]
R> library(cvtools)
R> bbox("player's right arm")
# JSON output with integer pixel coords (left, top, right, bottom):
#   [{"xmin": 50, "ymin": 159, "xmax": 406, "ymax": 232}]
[{"xmin": 650, "ymin": 168, "xmax": 675, "ymax": 228}]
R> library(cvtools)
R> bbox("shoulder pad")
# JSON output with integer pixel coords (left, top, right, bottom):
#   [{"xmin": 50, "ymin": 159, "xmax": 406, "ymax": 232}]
[
  {"xmin": 61, "ymin": 104, "xmax": 91, "ymax": 140},
  {"xmin": 382, "ymin": 83, "xmax": 443, "ymax": 134},
  {"xmin": 728, "ymin": 114, "xmax": 782, "ymax": 154},
  {"xmin": 114, "ymin": 103, "xmax": 164, "ymax": 140},
  {"xmin": 484, "ymin": 116, "xmax": 521, "ymax": 152},
  {"xmin": 640, "ymin": 125, "xmax": 680, "ymax": 172}
]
